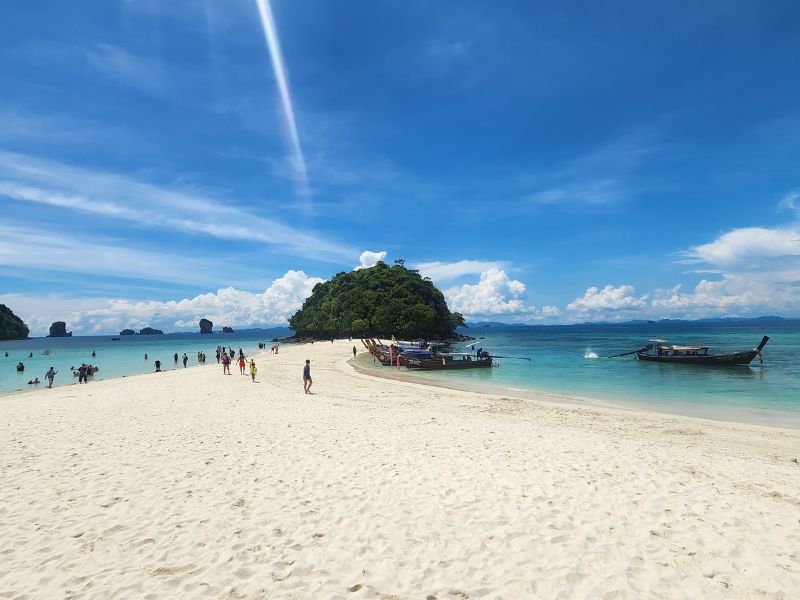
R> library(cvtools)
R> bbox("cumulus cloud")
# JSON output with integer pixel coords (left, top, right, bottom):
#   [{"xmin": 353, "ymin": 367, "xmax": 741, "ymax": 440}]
[
  {"xmin": 444, "ymin": 268, "xmax": 529, "ymax": 315},
  {"xmin": 663, "ymin": 222, "xmax": 800, "ymax": 317},
  {"xmin": 567, "ymin": 284, "xmax": 648, "ymax": 320},
  {"xmin": 4, "ymin": 270, "xmax": 323, "ymax": 336},
  {"xmin": 355, "ymin": 250, "xmax": 387, "ymax": 270},
  {"xmin": 683, "ymin": 227, "xmax": 800, "ymax": 269},
  {"xmin": 416, "ymin": 260, "xmax": 508, "ymax": 282}
]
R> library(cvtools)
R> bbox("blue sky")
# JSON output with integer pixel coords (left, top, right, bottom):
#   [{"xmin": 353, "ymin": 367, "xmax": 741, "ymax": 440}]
[{"xmin": 2, "ymin": 0, "xmax": 800, "ymax": 335}]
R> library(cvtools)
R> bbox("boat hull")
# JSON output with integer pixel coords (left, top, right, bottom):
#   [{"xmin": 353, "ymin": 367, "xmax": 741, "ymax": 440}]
[
  {"xmin": 636, "ymin": 350, "xmax": 759, "ymax": 366},
  {"xmin": 403, "ymin": 357, "xmax": 493, "ymax": 370}
]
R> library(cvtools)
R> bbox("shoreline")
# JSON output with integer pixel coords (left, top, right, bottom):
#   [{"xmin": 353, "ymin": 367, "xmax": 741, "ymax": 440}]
[
  {"xmin": 349, "ymin": 346, "xmax": 800, "ymax": 431},
  {"xmin": 2, "ymin": 339, "xmax": 799, "ymax": 598}
]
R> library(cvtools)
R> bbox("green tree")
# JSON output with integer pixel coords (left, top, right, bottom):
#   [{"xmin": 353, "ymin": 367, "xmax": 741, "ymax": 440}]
[
  {"xmin": 288, "ymin": 264, "xmax": 461, "ymax": 339},
  {"xmin": 0, "ymin": 305, "xmax": 29, "ymax": 340}
]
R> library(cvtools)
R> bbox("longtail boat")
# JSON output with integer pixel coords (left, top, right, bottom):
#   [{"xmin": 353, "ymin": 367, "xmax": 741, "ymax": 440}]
[
  {"xmin": 620, "ymin": 336, "xmax": 769, "ymax": 366},
  {"xmin": 401, "ymin": 351, "xmax": 493, "ymax": 370}
]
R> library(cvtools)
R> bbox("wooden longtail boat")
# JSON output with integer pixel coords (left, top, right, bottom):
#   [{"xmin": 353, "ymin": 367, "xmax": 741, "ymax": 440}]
[
  {"xmin": 401, "ymin": 352, "xmax": 493, "ymax": 370},
  {"xmin": 634, "ymin": 336, "xmax": 769, "ymax": 366}
]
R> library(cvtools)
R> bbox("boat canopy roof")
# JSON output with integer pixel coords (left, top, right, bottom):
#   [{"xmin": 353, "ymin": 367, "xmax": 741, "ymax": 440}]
[{"xmin": 657, "ymin": 345, "xmax": 709, "ymax": 351}]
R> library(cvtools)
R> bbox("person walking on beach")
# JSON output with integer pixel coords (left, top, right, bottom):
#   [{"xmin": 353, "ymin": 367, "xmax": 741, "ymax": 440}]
[
  {"xmin": 303, "ymin": 359, "xmax": 312, "ymax": 394},
  {"xmin": 249, "ymin": 359, "xmax": 257, "ymax": 382},
  {"xmin": 222, "ymin": 353, "xmax": 231, "ymax": 375},
  {"xmin": 238, "ymin": 355, "xmax": 246, "ymax": 375},
  {"xmin": 44, "ymin": 366, "xmax": 58, "ymax": 388},
  {"xmin": 182, "ymin": 353, "xmax": 188, "ymax": 368},
  {"xmin": 352, "ymin": 345, "xmax": 357, "ymax": 358}
]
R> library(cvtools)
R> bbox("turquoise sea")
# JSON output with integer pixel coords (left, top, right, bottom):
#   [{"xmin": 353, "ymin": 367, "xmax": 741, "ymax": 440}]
[
  {"xmin": 0, "ymin": 328, "xmax": 290, "ymax": 395},
  {"xmin": 4, "ymin": 321, "xmax": 799, "ymax": 427},
  {"xmin": 357, "ymin": 320, "xmax": 800, "ymax": 427}
]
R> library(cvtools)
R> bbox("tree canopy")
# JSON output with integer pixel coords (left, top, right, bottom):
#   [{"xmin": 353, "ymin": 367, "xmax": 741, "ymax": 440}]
[
  {"xmin": 0, "ymin": 304, "xmax": 30, "ymax": 340},
  {"xmin": 289, "ymin": 262, "xmax": 465, "ymax": 339}
]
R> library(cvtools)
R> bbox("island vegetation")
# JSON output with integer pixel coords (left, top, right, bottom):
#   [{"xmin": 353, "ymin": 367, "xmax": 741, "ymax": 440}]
[
  {"xmin": 0, "ymin": 305, "xmax": 29, "ymax": 340},
  {"xmin": 138, "ymin": 327, "xmax": 164, "ymax": 335},
  {"xmin": 289, "ymin": 261, "xmax": 465, "ymax": 340}
]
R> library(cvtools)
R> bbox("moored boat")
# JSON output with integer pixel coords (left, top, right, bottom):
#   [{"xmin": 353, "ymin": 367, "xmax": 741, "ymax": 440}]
[
  {"xmin": 401, "ymin": 351, "xmax": 493, "ymax": 370},
  {"xmin": 632, "ymin": 336, "xmax": 769, "ymax": 366}
]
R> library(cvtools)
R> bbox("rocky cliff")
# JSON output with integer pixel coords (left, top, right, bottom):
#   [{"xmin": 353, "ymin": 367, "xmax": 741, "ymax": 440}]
[{"xmin": 48, "ymin": 321, "xmax": 72, "ymax": 337}]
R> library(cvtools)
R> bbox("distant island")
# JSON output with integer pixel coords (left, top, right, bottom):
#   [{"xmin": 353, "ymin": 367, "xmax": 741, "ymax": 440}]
[
  {"xmin": 119, "ymin": 327, "xmax": 163, "ymax": 335},
  {"xmin": 48, "ymin": 321, "xmax": 72, "ymax": 337},
  {"xmin": 0, "ymin": 304, "xmax": 29, "ymax": 340},
  {"xmin": 289, "ymin": 261, "xmax": 465, "ymax": 340},
  {"xmin": 200, "ymin": 318, "xmax": 213, "ymax": 334},
  {"xmin": 222, "ymin": 326, "xmax": 234, "ymax": 333},
  {"xmin": 464, "ymin": 316, "xmax": 798, "ymax": 328},
  {"xmin": 138, "ymin": 327, "xmax": 164, "ymax": 335}
]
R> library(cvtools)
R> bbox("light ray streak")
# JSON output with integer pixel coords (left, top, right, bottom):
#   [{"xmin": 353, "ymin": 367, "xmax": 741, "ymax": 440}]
[{"xmin": 254, "ymin": 0, "xmax": 311, "ymax": 205}]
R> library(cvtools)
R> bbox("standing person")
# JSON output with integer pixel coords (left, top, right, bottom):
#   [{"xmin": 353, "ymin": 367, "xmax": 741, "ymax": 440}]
[
  {"xmin": 249, "ymin": 359, "xmax": 257, "ymax": 382},
  {"xmin": 238, "ymin": 355, "xmax": 246, "ymax": 375},
  {"xmin": 91, "ymin": 350, "xmax": 96, "ymax": 358},
  {"xmin": 303, "ymin": 359, "xmax": 312, "ymax": 394},
  {"xmin": 144, "ymin": 353, "xmax": 148, "ymax": 360},
  {"xmin": 173, "ymin": 352, "xmax": 178, "ymax": 363},
  {"xmin": 182, "ymin": 353, "xmax": 188, "ymax": 368},
  {"xmin": 352, "ymin": 346, "xmax": 357, "ymax": 358},
  {"xmin": 155, "ymin": 360, "xmax": 162, "ymax": 372},
  {"xmin": 216, "ymin": 348, "xmax": 221, "ymax": 364},
  {"xmin": 78, "ymin": 363, "xmax": 88, "ymax": 384},
  {"xmin": 222, "ymin": 352, "xmax": 231, "ymax": 375},
  {"xmin": 45, "ymin": 366, "xmax": 58, "ymax": 388}
]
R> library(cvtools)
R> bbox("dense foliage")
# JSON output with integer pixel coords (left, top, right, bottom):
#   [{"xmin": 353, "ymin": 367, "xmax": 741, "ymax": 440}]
[
  {"xmin": 289, "ymin": 262, "xmax": 465, "ymax": 339},
  {"xmin": 0, "ymin": 304, "xmax": 29, "ymax": 340}
]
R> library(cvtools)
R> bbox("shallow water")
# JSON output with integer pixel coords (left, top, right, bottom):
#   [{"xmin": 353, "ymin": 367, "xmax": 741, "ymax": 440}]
[
  {"xmin": 0, "ymin": 329, "xmax": 290, "ymax": 395},
  {"xmin": 357, "ymin": 321, "xmax": 800, "ymax": 427}
]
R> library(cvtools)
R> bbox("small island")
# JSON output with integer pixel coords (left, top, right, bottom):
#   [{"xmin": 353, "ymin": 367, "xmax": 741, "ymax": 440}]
[
  {"xmin": 48, "ymin": 321, "xmax": 72, "ymax": 337},
  {"xmin": 120, "ymin": 329, "xmax": 135, "ymax": 336},
  {"xmin": 138, "ymin": 327, "xmax": 164, "ymax": 335},
  {"xmin": 199, "ymin": 318, "xmax": 213, "ymax": 334},
  {"xmin": 0, "ymin": 304, "xmax": 29, "ymax": 340},
  {"xmin": 222, "ymin": 326, "xmax": 234, "ymax": 333},
  {"xmin": 288, "ymin": 261, "xmax": 464, "ymax": 340}
]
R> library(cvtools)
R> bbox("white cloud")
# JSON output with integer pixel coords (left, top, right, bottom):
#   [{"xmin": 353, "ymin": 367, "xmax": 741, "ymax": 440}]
[
  {"xmin": 445, "ymin": 268, "xmax": 529, "ymax": 315},
  {"xmin": 540, "ymin": 305, "xmax": 562, "ymax": 318},
  {"xmin": 0, "ymin": 225, "xmax": 253, "ymax": 286},
  {"xmin": 416, "ymin": 260, "xmax": 508, "ymax": 282},
  {"xmin": 1, "ymin": 270, "xmax": 323, "ymax": 337},
  {"xmin": 661, "ymin": 221, "xmax": 800, "ymax": 318},
  {"xmin": 355, "ymin": 250, "xmax": 387, "ymax": 270},
  {"xmin": 683, "ymin": 227, "xmax": 800, "ymax": 269},
  {"xmin": 779, "ymin": 188, "xmax": 800, "ymax": 215},
  {"xmin": 567, "ymin": 284, "xmax": 648, "ymax": 320},
  {"xmin": 85, "ymin": 44, "xmax": 166, "ymax": 95},
  {"xmin": 528, "ymin": 179, "xmax": 621, "ymax": 205},
  {"xmin": 0, "ymin": 151, "xmax": 356, "ymax": 263}
]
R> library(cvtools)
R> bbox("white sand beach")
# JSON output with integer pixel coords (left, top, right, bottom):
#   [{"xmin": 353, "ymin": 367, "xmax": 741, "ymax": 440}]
[{"xmin": 1, "ymin": 339, "xmax": 799, "ymax": 599}]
